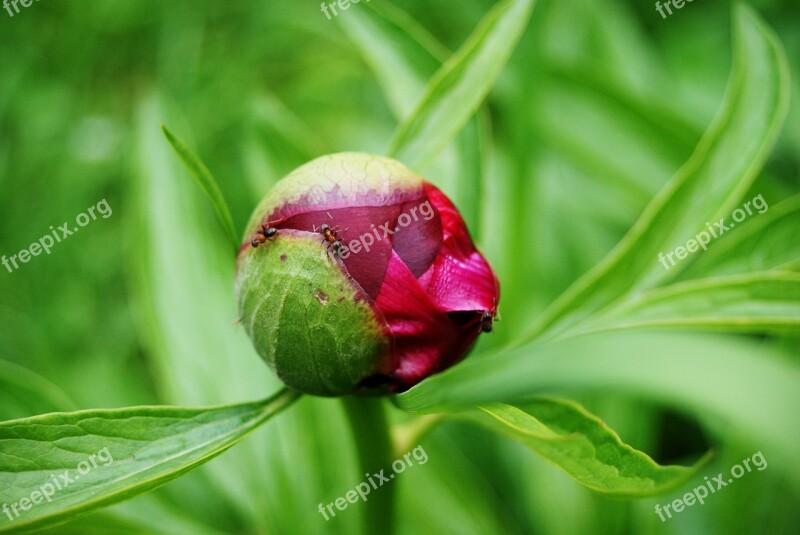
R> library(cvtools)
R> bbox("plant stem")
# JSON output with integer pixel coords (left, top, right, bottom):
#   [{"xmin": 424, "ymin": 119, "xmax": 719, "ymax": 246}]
[
  {"xmin": 257, "ymin": 387, "xmax": 302, "ymax": 425},
  {"xmin": 342, "ymin": 396, "xmax": 395, "ymax": 535}
]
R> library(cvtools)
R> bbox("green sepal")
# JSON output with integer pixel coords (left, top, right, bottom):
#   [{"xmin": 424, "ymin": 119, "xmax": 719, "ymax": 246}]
[{"xmin": 236, "ymin": 232, "xmax": 389, "ymax": 396}]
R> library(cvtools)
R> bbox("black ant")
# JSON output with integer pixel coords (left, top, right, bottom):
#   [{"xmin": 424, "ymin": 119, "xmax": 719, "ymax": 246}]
[
  {"xmin": 480, "ymin": 299, "xmax": 499, "ymax": 333},
  {"xmin": 480, "ymin": 311, "xmax": 494, "ymax": 333},
  {"xmin": 250, "ymin": 220, "xmax": 280, "ymax": 248},
  {"xmin": 317, "ymin": 213, "xmax": 347, "ymax": 253}
]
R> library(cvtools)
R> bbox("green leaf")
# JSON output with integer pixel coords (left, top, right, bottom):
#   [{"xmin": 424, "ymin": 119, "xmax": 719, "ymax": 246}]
[
  {"xmin": 137, "ymin": 98, "xmax": 299, "ymax": 530},
  {"xmin": 161, "ymin": 125, "xmax": 240, "ymax": 253},
  {"xmin": 528, "ymin": 71, "xmax": 691, "ymax": 210},
  {"xmin": 245, "ymin": 94, "xmax": 329, "ymax": 189},
  {"xmin": 579, "ymin": 272, "xmax": 800, "ymax": 335},
  {"xmin": 0, "ymin": 389, "xmax": 299, "ymax": 534},
  {"xmin": 0, "ymin": 360, "xmax": 77, "ymax": 420},
  {"xmin": 479, "ymin": 398, "xmax": 710, "ymax": 497},
  {"xmin": 338, "ymin": 2, "xmax": 490, "ymax": 236},
  {"xmin": 337, "ymin": 3, "xmax": 444, "ymax": 120},
  {"xmin": 396, "ymin": 331, "xmax": 800, "ymax": 488},
  {"xmin": 678, "ymin": 194, "xmax": 800, "ymax": 280},
  {"xmin": 454, "ymin": 110, "xmax": 490, "ymax": 238},
  {"xmin": 387, "ymin": 0, "xmax": 536, "ymax": 168},
  {"xmin": 520, "ymin": 4, "xmax": 790, "ymax": 342}
]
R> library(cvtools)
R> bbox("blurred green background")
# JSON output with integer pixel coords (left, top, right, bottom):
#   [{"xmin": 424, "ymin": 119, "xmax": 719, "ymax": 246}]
[{"xmin": 1, "ymin": 0, "xmax": 798, "ymax": 533}]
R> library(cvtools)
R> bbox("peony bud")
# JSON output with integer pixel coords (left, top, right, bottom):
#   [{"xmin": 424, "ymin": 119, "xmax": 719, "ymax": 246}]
[{"xmin": 236, "ymin": 153, "xmax": 499, "ymax": 396}]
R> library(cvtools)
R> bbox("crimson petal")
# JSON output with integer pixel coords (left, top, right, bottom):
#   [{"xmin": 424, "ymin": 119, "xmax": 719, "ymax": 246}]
[
  {"xmin": 419, "ymin": 183, "xmax": 500, "ymax": 313},
  {"xmin": 374, "ymin": 251, "xmax": 479, "ymax": 388}
]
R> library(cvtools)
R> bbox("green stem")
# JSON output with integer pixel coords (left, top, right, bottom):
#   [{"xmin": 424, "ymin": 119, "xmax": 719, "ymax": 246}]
[
  {"xmin": 342, "ymin": 397, "xmax": 395, "ymax": 535},
  {"xmin": 258, "ymin": 387, "xmax": 302, "ymax": 424}
]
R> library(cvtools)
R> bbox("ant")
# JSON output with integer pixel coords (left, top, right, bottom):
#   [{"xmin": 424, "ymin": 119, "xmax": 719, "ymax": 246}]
[
  {"xmin": 479, "ymin": 299, "xmax": 499, "ymax": 333},
  {"xmin": 480, "ymin": 311, "xmax": 494, "ymax": 333},
  {"xmin": 250, "ymin": 219, "xmax": 281, "ymax": 248},
  {"xmin": 316, "ymin": 213, "xmax": 347, "ymax": 253}
]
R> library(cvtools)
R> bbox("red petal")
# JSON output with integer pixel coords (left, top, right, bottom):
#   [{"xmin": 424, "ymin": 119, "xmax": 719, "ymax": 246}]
[
  {"xmin": 390, "ymin": 199, "xmax": 443, "ymax": 278},
  {"xmin": 374, "ymin": 252, "xmax": 479, "ymax": 388},
  {"xmin": 419, "ymin": 183, "xmax": 500, "ymax": 313}
]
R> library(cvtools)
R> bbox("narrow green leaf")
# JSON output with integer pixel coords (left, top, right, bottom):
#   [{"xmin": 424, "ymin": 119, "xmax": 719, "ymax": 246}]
[
  {"xmin": 455, "ymin": 110, "xmax": 490, "ymax": 237},
  {"xmin": 246, "ymin": 94, "xmax": 329, "ymax": 188},
  {"xmin": 520, "ymin": 4, "xmax": 790, "ymax": 342},
  {"xmin": 250, "ymin": 94, "xmax": 329, "ymax": 160},
  {"xmin": 243, "ymin": 95, "xmax": 331, "ymax": 207},
  {"xmin": 387, "ymin": 0, "xmax": 535, "ymax": 168},
  {"xmin": 161, "ymin": 125, "xmax": 240, "ymax": 253},
  {"xmin": 0, "ymin": 389, "xmax": 300, "ymax": 534},
  {"xmin": 138, "ymin": 99, "xmax": 290, "ymax": 528},
  {"xmin": 0, "ymin": 360, "xmax": 77, "ymax": 420},
  {"xmin": 529, "ymin": 72, "xmax": 688, "ymax": 210},
  {"xmin": 678, "ymin": 194, "xmax": 800, "ymax": 280},
  {"xmin": 337, "ymin": 3, "xmax": 443, "ymax": 120},
  {"xmin": 338, "ymin": 1, "xmax": 490, "ymax": 234},
  {"xmin": 479, "ymin": 398, "xmax": 710, "ymax": 497},
  {"xmin": 396, "ymin": 331, "xmax": 800, "ymax": 487},
  {"xmin": 580, "ymin": 272, "xmax": 800, "ymax": 335}
]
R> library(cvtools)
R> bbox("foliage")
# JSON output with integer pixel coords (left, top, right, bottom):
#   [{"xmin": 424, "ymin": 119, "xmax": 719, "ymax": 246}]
[{"xmin": 1, "ymin": 0, "xmax": 798, "ymax": 533}]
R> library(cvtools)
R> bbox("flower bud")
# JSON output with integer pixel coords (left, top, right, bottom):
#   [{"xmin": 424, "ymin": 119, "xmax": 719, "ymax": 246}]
[{"xmin": 236, "ymin": 153, "xmax": 499, "ymax": 396}]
